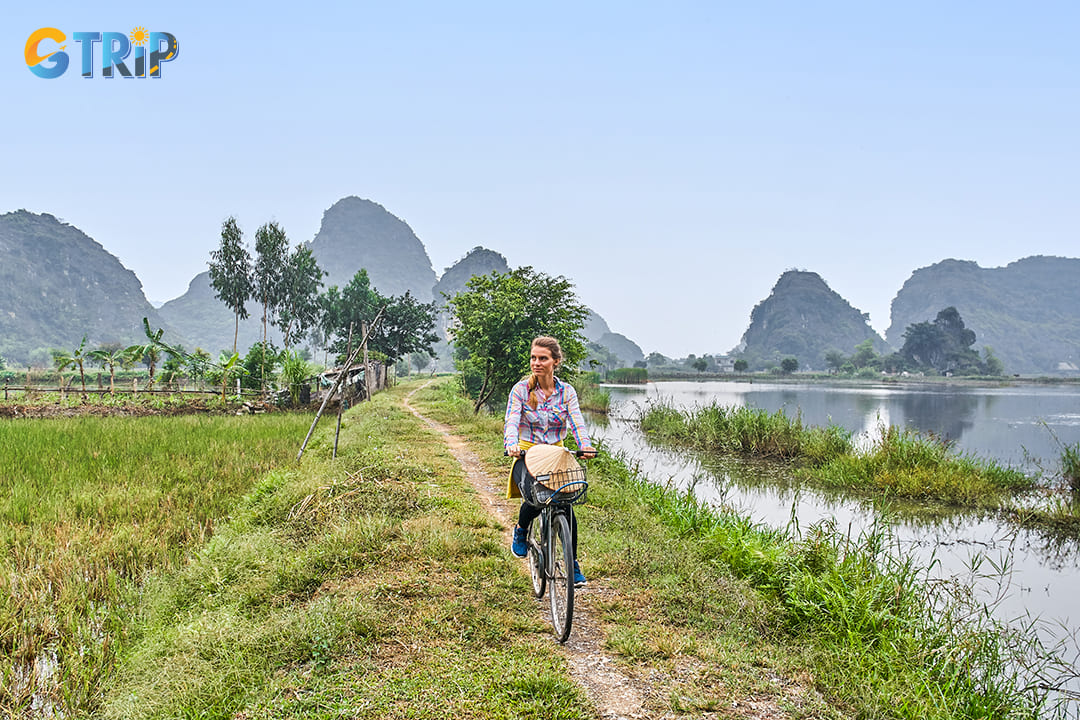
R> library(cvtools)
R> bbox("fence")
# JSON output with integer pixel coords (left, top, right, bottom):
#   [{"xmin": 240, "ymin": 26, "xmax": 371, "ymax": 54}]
[{"xmin": 2, "ymin": 361, "xmax": 392, "ymax": 405}]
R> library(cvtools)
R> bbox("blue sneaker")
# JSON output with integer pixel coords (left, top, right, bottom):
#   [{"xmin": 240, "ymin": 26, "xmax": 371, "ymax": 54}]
[
  {"xmin": 511, "ymin": 525, "xmax": 528, "ymax": 558},
  {"xmin": 573, "ymin": 560, "xmax": 586, "ymax": 587}
]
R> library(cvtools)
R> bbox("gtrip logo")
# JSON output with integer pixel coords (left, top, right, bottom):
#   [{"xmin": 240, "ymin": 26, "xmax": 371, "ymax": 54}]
[{"xmin": 26, "ymin": 27, "xmax": 179, "ymax": 79}]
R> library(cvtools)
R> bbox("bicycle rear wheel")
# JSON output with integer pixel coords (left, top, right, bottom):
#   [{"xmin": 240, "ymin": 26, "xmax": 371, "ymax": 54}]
[
  {"xmin": 528, "ymin": 516, "xmax": 545, "ymax": 598},
  {"xmin": 549, "ymin": 512, "xmax": 574, "ymax": 642}
]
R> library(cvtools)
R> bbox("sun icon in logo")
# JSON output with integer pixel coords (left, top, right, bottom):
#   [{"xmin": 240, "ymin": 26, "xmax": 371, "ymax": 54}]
[{"xmin": 129, "ymin": 26, "xmax": 149, "ymax": 46}]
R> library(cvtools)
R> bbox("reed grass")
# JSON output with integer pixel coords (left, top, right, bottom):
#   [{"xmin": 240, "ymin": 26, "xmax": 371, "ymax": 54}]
[
  {"xmin": 639, "ymin": 399, "xmax": 851, "ymax": 465},
  {"xmin": 813, "ymin": 425, "xmax": 1034, "ymax": 507},
  {"xmin": 1062, "ymin": 442, "xmax": 1080, "ymax": 494},
  {"xmin": 639, "ymin": 400, "xmax": 1036, "ymax": 509}
]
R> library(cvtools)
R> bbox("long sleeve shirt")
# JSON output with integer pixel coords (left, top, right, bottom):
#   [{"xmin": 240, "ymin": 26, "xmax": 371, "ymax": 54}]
[{"xmin": 504, "ymin": 376, "xmax": 592, "ymax": 451}]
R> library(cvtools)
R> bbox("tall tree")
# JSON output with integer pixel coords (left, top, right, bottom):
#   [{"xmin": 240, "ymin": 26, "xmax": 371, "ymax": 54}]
[
  {"xmin": 253, "ymin": 221, "xmax": 290, "ymax": 351},
  {"xmin": 207, "ymin": 216, "xmax": 254, "ymax": 354},
  {"xmin": 275, "ymin": 245, "xmax": 326, "ymax": 350},
  {"xmin": 369, "ymin": 291, "xmax": 439, "ymax": 364},
  {"xmin": 321, "ymin": 271, "xmax": 438, "ymax": 365},
  {"xmin": 446, "ymin": 266, "xmax": 589, "ymax": 413}
]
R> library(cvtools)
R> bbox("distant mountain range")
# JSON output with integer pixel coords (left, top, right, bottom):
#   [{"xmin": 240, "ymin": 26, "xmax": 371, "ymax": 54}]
[
  {"xmin": 737, "ymin": 259, "xmax": 1080, "ymax": 374},
  {"xmin": 0, "ymin": 199, "xmax": 643, "ymax": 369},
  {"xmin": 2, "ymin": 201, "xmax": 1077, "ymax": 375},
  {"xmin": 886, "ymin": 257, "xmax": 1080, "ymax": 374}
]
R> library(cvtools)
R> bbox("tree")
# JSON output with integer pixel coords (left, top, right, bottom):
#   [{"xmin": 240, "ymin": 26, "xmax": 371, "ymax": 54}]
[
  {"xmin": 187, "ymin": 348, "xmax": 213, "ymax": 389},
  {"xmin": 52, "ymin": 336, "xmax": 89, "ymax": 395},
  {"xmin": 275, "ymin": 245, "xmax": 325, "ymax": 350},
  {"xmin": 321, "ymin": 272, "xmax": 439, "ymax": 366},
  {"xmin": 125, "ymin": 322, "xmax": 164, "ymax": 389},
  {"xmin": 824, "ymin": 349, "xmax": 846, "ymax": 375},
  {"xmin": 850, "ymin": 339, "xmax": 878, "ymax": 370},
  {"xmin": 89, "ymin": 345, "xmax": 130, "ymax": 394},
  {"xmin": 446, "ymin": 266, "xmax": 589, "ymax": 413},
  {"xmin": 901, "ymin": 307, "xmax": 984, "ymax": 375},
  {"xmin": 692, "ymin": 357, "xmax": 708, "ymax": 373},
  {"xmin": 253, "ymin": 221, "xmax": 290, "ymax": 395},
  {"xmin": 733, "ymin": 359, "xmax": 748, "ymax": 372},
  {"xmin": 320, "ymin": 270, "xmax": 381, "ymax": 357},
  {"xmin": 646, "ymin": 352, "xmax": 669, "ymax": 367},
  {"xmin": 410, "ymin": 351, "xmax": 434, "ymax": 374},
  {"xmin": 160, "ymin": 346, "xmax": 187, "ymax": 390},
  {"xmin": 208, "ymin": 216, "xmax": 254, "ymax": 354},
  {"xmin": 370, "ymin": 291, "xmax": 439, "ymax": 364},
  {"xmin": 982, "ymin": 346, "xmax": 1005, "ymax": 376},
  {"xmin": 781, "ymin": 356, "xmax": 799, "ymax": 374},
  {"xmin": 253, "ymin": 221, "xmax": 289, "ymax": 351}
]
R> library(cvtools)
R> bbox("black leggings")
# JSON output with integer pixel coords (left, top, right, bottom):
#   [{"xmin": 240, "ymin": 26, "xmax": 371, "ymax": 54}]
[{"xmin": 512, "ymin": 458, "xmax": 578, "ymax": 557}]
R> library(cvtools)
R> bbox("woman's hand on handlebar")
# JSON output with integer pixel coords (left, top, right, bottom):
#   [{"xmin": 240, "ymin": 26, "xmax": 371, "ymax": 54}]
[
  {"xmin": 506, "ymin": 444, "xmax": 522, "ymax": 458},
  {"xmin": 578, "ymin": 446, "xmax": 597, "ymax": 459}
]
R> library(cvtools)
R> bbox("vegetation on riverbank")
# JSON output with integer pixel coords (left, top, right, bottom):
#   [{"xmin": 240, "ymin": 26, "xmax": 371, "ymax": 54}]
[
  {"xmin": 574, "ymin": 371, "xmax": 611, "ymax": 413},
  {"xmin": 4, "ymin": 377, "xmax": 1074, "ymax": 718},
  {"xmin": 639, "ymin": 400, "xmax": 1039, "ymax": 510}
]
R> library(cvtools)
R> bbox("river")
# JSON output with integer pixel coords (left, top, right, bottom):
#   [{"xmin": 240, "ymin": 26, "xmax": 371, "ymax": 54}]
[{"xmin": 586, "ymin": 379, "xmax": 1080, "ymax": 694}]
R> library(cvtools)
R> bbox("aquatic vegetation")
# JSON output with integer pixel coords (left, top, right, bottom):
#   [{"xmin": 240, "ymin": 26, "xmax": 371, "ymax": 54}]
[{"xmin": 639, "ymin": 401, "xmax": 1035, "ymax": 508}]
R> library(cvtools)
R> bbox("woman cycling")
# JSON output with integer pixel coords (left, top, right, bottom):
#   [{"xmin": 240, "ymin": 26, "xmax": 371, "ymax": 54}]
[{"xmin": 505, "ymin": 336, "xmax": 596, "ymax": 586}]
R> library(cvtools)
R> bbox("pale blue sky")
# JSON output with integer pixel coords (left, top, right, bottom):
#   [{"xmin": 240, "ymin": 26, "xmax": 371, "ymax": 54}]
[{"xmin": 4, "ymin": 2, "xmax": 1078, "ymax": 357}]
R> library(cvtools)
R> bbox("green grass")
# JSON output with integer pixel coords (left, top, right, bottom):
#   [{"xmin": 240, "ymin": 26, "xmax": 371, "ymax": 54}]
[
  {"xmin": 96, "ymin": 384, "xmax": 592, "ymax": 719},
  {"xmin": 639, "ymin": 399, "xmax": 852, "ymax": 464},
  {"xmin": 0, "ymin": 413, "xmax": 314, "ymax": 716},
  {"xmin": 812, "ymin": 424, "xmax": 1034, "ymax": 507},
  {"xmin": 639, "ymin": 400, "xmax": 1037, "ymax": 509},
  {"xmin": 1062, "ymin": 442, "xmax": 1080, "ymax": 494}
]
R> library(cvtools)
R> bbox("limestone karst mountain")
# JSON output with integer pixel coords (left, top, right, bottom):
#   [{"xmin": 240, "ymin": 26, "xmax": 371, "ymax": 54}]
[
  {"xmin": 737, "ymin": 270, "xmax": 888, "ymax": 371},
  {"xmin": 159, "ymin": 197, "xmax": 438, "ymax": 354},
  {"xmin": 0, "ymin": 210, "xmax": 176, "ymax": 365},
  {"xmin": 886, "ymin": 256, "xmax": 1080, "ymax": 374}
]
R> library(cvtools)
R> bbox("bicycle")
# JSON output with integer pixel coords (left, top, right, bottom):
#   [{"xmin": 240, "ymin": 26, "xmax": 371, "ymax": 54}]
[{"xmin": 517, "ymin": 446, "xmax": 590, "ymax": 643}]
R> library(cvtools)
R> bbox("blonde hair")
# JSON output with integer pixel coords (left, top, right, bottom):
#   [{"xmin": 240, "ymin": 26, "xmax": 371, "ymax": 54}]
[{"xmin": 527, "ymin": 336, "xmax": 562, "ymax": 409}]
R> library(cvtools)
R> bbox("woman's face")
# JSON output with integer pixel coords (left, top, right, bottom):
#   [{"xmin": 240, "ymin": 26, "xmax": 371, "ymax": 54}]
[{"xmin": 530, "ymin": 344, "xmax": 557, "ymax": 378}]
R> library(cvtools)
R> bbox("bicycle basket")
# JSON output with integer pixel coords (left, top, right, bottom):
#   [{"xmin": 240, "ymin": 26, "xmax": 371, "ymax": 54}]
[{"xmin": 527, "ymin": 467, "xmax": 588, "ymax": 505}]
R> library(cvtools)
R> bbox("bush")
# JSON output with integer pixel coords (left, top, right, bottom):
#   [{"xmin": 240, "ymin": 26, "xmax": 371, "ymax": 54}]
[{"xmin": 242, "ymin": 343, "xmax": 282, "ymax": 392}]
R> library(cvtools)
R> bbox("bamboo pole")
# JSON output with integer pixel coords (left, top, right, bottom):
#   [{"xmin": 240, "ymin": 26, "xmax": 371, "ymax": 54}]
[
  {"xmin": 296, "ymin": 306, "xmax": 385, "ymax": 462},
  {"xmin": 333, "ymin": 322, "xmax": 354, "ymax": 460}
]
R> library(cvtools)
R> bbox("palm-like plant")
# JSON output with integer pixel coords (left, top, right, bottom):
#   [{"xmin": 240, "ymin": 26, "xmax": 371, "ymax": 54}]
[
  {"xmin": 53, "ymin": 337, "xmax": 90, "ymax": 396},
  {"xmin": 88, "ymin": 347, "xmax": 130, "ymax": 394},
  {"xmin": 125, "ymin": 323, "xmax": 165, "ymax": 391}
]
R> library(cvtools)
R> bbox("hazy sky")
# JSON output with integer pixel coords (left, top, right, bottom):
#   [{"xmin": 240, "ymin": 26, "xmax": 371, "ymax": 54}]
[{"xmin": 4, "ymin": 2, "xmax": 1078, "ymax": 357}]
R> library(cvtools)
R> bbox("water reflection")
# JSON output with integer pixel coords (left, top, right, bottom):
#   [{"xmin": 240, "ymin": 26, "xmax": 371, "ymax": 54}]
[{"xmin": 898, "ymin": 391, "xmax": 979, "ymax": 444}]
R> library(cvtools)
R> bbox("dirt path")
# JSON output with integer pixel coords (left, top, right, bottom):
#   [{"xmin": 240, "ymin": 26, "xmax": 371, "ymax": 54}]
[
  {"xmin": 403, "ymin": 385, "xmax": 654, "ymax": 719},
  {"xmin": 402, "ymin": 384, "xmax": 799, "ymax": 719}
]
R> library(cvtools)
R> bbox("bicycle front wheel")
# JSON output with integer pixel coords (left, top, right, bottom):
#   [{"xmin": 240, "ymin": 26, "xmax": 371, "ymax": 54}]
[
  {"xmin": 528, "ymin": 516, "xmax": 545, "ymax": 599},
  {"xmin": 549, "ymin": 512, "xmax": 574, "ymax": 643}
]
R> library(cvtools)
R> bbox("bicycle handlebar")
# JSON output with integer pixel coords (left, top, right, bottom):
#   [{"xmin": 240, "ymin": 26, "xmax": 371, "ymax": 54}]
[{"xmin": 504, "ymin": 447, "xmax": 597, "ymax": 458}]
